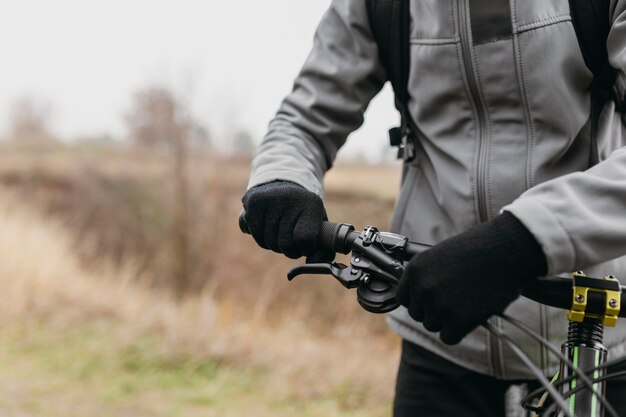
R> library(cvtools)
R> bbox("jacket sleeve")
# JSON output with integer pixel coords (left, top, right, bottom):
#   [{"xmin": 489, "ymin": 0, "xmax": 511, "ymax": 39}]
[
  {"xmin": 247, "ymin": 0, "xmax": 387, "ymax": 196},
  {"xmin": 502, "ymin": 2, "xmax": 626, "ymax": 275}
]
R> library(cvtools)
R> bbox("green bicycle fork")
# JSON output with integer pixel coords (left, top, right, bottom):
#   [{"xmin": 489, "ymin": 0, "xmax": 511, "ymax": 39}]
[{"xmin": 558, "ymin": 318, "xmax": 607, "ymax": 417}]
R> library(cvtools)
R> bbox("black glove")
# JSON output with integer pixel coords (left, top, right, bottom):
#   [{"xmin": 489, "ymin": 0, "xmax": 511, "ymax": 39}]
[
  {"xmin": 241, "ymin": 180, "xmax": 333, "ymax": 261},
  {"xmin": 396, "ymin": 212, "xmax": 548, "ymax": 345}
]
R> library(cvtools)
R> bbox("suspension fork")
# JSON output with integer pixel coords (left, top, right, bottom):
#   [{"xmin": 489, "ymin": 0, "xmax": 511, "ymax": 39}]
[
  {"xmin": 555, "ymin": 272, "xmax": 622, "ymax": 417},
  {"xmin": 558, "ymin": 318, "xmax": 607, "ymax": 417}
]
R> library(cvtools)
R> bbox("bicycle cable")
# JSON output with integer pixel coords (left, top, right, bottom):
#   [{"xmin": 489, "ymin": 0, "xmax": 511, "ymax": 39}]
[
  {"xmin": 542, "ymin": 370, "xmax": 626, "ymax": 417},
  {"xmin": 500, "ymin": 314, "xmax": 619, "ymax": 417},
  {"xmin": 483, "ymin": 322, "xmax": 574, "ymax": 417},
  {"xmin": 523, "ymin": 355, "xmax": 626, "ymax": 413}
]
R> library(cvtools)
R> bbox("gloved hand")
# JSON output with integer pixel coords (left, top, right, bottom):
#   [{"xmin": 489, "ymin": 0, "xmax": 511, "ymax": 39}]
[
  {"xmin": 396, "ymin": 212, "xmax": 548, "ymax": 345},
  {"xmin": 241, "ymin": 180, "xmax": 333, "ymax": 261}
]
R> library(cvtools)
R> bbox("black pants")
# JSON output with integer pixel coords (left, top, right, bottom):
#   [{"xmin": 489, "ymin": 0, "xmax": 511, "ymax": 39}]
[{"xmin": 393, "ymin": 340, "xmax": 626, "ymax": 417}]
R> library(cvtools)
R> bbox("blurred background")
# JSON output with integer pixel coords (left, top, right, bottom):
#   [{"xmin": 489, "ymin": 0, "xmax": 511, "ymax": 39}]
[{"xmin": 0, "ymin": 1, "xmax": 404, "ymax": 416}]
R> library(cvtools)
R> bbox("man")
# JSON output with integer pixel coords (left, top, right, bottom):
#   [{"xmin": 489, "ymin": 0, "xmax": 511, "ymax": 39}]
[{"xmin": 242, "ymin": 0, "xmax": 626, "ymax": 415}]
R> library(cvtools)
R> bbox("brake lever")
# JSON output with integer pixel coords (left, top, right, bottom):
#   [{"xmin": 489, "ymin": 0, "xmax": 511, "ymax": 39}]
[
  {"xmin": 285, "ymin": 225, "xmax": 408, "ymax": 314},
  {"xmin": 288, "ymin": 252, "xmax": 402, "ymax": 314},
  {"xmin": 288, "ymin": 262, "xmax": 364, "ymax": 289}
]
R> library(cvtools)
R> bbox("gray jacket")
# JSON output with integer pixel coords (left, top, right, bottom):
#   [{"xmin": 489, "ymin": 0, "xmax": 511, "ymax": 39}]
[{"xmin": 247, "ymin": 0, "xmax": 626, "ymax": 379}]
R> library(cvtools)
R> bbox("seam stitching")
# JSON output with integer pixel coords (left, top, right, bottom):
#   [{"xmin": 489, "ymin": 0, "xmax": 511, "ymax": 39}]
[
  {"xmin": 453, "ymin": 0, "xmax": 481, "ymax": 226},
  {"xmin": 409, "ymin": 37, "xmax": 460, "ymax": 45},
  {"xmin": 510, "ymin": 0, "xmax": 518, "ymax": 32},
  {"xmin": 511, "ymin": 0, "xmax": 536, "ymax": 190},
  {"xmin": 516, "ymin": 15, "xmax": 571, "ymax": 34}
]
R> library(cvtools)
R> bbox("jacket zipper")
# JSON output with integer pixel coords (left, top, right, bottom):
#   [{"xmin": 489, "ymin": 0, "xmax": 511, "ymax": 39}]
[
  {"xmin": 457, "ymin": 0, "xmax": 490, "ymax": 223},
  {"xmin": 456, "ymin": 0, "xmax": 503, "ymax": 378}
]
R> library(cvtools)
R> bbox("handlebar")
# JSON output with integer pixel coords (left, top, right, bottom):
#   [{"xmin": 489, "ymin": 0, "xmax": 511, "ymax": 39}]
[
  {"xmin": 240, "ymin": 211, "xmax": 426, "ymax": 259},
  {"xmin": 239, "ymin": 211, "xmax": 626, "ymax": 317}
]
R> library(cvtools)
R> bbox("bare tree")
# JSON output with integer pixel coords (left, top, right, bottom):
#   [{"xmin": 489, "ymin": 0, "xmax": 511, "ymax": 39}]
[
  {"xmin": 125, "ymin": 86, "xmax": 193, "ymax": 297},
  {"xmin": 9, "ymin": 96, "xmax": 56, "ymax": 143},
  {"xmin": 125, "ymin": 87, "xmax": 191, "ymax": 152}
]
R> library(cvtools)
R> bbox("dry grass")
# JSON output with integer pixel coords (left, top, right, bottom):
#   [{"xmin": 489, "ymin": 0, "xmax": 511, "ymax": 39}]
[
  {"xmin": 0, "ymin": 185, "xmax": 400, "ymax": 416},
  {"xmin": 0, "ymin": 147, "xmax": 400, "ymax": 332},
  {"xmin": 325, "ymin": 162, "xmax": 401, "ymax": 203}
]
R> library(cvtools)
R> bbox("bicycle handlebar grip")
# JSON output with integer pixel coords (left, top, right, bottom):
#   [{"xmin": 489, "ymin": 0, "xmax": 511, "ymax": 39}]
[
  {"xmin": 319, "ymin": 221, "xmax": 342, "ymax": 252},
  {"xmin": 239, "ymin": 210, "xmax": 354, "ymax": 254},
  {"xmin": 238, "ymin": 210, "xmax": 250, "ymax": 234}
]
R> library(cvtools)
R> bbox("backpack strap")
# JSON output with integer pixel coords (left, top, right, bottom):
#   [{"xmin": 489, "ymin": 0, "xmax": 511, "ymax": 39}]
[
  {"xmin": 569, "ymin": 0, "xmax": 619, "ymax": 165},
  {"xmin": 366, "ymin": 0, "xmax": 417, "ymax": 162},
  {"xmin": 569, "ymin": 0, "xmax": 615, "ymax": 93}
]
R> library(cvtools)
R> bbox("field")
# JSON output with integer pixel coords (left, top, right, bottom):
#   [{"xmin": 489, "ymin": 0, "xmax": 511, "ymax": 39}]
[{"xmin": 0, "ymin": 144, "xmax": 404, "ymax": 416}]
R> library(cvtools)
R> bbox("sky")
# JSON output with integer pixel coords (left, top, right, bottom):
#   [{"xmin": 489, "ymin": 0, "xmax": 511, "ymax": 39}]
[{"xmin": 0, "ymin": 0, "xmax": 398, "ymax": 161}]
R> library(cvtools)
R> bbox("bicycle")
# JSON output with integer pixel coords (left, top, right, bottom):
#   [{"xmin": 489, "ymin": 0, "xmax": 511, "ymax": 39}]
[{"xmin": 239, "ymin": 212, "xmax": 626, "ymax": 417}]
